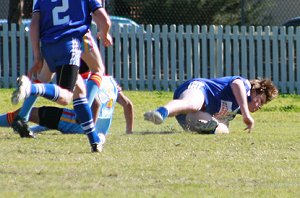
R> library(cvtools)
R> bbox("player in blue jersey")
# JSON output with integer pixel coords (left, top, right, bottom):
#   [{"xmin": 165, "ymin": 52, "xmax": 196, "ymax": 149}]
[
  {"xmin": 144, "ymin": 76, "xmax": 278, "ymax": 134},
  {"xmin": 10, "ymin": 0, "xmax": 112, "ymax": 152},
  {"xmin": 14, "ymin": 28, "xmax": 109, "ymax": 132}
]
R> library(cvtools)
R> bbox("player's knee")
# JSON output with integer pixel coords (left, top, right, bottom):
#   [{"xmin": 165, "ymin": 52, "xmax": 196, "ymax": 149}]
[
  {"xmin": 57, "ymin": 90, "xmax": 73, "ymax": 105},
  {"xmin": 185, "ymin": 102, "xmax": 202, "ymax": 112}
]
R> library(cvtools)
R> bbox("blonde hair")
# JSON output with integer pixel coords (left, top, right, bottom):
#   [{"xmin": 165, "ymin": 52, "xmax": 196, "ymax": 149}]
[{"xmin": 250, "ymin": 79, "xmax": 279, "ymax": 103}]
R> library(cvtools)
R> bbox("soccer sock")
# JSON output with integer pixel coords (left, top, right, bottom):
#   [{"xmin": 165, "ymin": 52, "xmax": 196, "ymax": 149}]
[
  {"xmin": 86, "ymin": 73, "xmax": 102, "ymax": 106},
  {"xmin": 0, "ymin": 111, "xmax": 17, "ymax": 127},
  {"xmin": 18, "ymin": 95, "xmax": 38, "ymax": 122},
  {"xmin": 73, "ymin": 97, "xmax": 100, "ymax": 145},
  {"xmin": 30, "ymin": 84, "xmax": 60, "ymax": 101},
  {"xmin": 156, "ymin": 107, "xmax": 169, "ymax": 120}
]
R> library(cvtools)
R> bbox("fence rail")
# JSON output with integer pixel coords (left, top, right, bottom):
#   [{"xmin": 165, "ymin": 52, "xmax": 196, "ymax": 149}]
[{"xmin": 1, "ymin": 23, "xmax": 300, "ymax": 94}]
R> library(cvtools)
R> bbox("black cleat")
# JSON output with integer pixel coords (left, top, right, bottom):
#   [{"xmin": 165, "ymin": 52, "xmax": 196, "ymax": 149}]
[
  {"xmin": 91, "ymin": 143, "xmax": 103, "ymax": 152},
  {"xmin": 11, "ymin": 116, "xmax": 36, "ymax": 138}
]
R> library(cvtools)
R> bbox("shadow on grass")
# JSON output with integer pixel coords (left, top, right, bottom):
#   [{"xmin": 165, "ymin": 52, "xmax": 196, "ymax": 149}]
[{"xmin": 136, "ymin": 131, "xmax": 177, "ymax": 135}]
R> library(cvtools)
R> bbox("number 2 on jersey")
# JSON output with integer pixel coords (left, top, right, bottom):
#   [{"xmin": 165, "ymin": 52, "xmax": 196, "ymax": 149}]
[{"xmin": 52, "ymin": 0, "xmax": 70, "ymax": 26}]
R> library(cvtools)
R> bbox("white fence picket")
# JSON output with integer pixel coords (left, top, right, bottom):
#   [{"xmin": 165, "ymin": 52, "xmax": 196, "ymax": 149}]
[
  {"xmin": 208, "ymin": 25, "xmax": 216, "ymax": 79},
  {"xmin": 287, "ymin": 27, "xmax": 295, "ymax": 93},
  {"xmin": 153, "ymin": 25, "xmax": 161, "ymax": 91},
  {"xmin": 122, "ymin": 26, "xmax": 129, "ymax": 90},
  {"xmin": 192, "ymin": 25, "xmax": 200, "ymax": 78},
  {"xmin": 130, "ymin": 25, "xmax": 137, "ymax": 90},
  {"xmin": 256, "ymin": 26, "xmax": 263, "ymax": 78},
  {"xmin": 201, "ymin": 25, "xmax": 208, "ymax": 78},
  {"xmin": 137, "ymin": 25, "xmax": 145, "ymax": 90},
  {"xmin": 216, "ymin": 25, "xmax": 224, "ymax": 77},
  {"xmin": 233, "ymin": 26, "xmax": 240, "ymax": 76},
  {"xmin": 162, "ymin": 25, "xmax": 169, "ymax": 90},
  {"xmin": 264, "ymin": 26, "xmax": 271, "ymax": 78},
  {"xmin": 170, "ymin": 25, "xmax": 177, "ymax": 90},
  {"xmin": 185, "ymin": 25, "xmax": 192, "ymax": 80},
  {"xmin": 224, "ymin": 26, "xmax": 232, "ymax": 76},
  {"xmin": 279, "ymin": 27, "xmax": 287, "ymax": 93},
  {"xmin": 272, "ymin": 26, "xmax": 279, "ymax": 89},
  {"xmin": 2, "ymin": 24, "xmax": 9, "ymax": 87},
  {"xmin": 146, "ymin": 25, "xmax": 153, "ymax": 90},
  {"xmin": 178, "ymin": 25, "xmax": 184, "ymax": 85}
]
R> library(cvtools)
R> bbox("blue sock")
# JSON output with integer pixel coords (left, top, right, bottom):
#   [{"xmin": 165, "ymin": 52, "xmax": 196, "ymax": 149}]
[
  {"xmin": 156, "ymin": 107, "xmax": 169, "ymax": 120},
  {"xmin": 86, "ymin": 74, "xmax": 101, "ymax": 106},
  {"xmin": 18, "ymin": 95, "xmax": 37, "ymax": 122},
  {"xmin": 30, "ymin": 84, "xmax": 60, "ymax": 101},
  {"xmin": 0, "ymin": 111, "xmax": 17, "ymax": 127},
  {"xmin": 0, "ymin": 113, "xmax": 9, "ymax": 127},
  {"xmin": 73, "ymin": 97, "xmax": 100, "ymax": 144},
  {"xmin": 86, "ymin": 81, "xmax": 99, "ymax": 106}
]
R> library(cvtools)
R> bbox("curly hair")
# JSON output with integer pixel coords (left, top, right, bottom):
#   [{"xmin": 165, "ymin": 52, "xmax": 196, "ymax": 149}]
[{"xmin": 250, "ymin": 79, "xmax": 279, "ymax": 103}]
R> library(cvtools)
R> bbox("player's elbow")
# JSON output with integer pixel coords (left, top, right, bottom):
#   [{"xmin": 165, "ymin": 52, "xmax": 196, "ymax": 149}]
[
  {"xmin": 126, "ymin": 100, "xmax": 134, "ymax": 109},
  {"xmin": 123, "ymin": 99, "xmax": 134, "ymax": 112}
]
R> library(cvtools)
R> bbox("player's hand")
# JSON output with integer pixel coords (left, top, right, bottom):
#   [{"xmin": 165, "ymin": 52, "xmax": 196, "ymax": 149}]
[
  {"xmin": 97, "ymin": 32, "xmax": 113, "ymax": 47},
  {"xmin": 28, "ymin": 58, "xmax": 43, "ymax": 79},
  {"xmin": 243, "ymin": 115, "xmax": 254, "ymax": 133}
]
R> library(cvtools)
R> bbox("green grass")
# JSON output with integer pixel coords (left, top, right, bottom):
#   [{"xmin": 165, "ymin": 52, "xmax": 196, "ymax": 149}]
[{"xmin": 0, "ymin": 89, "xmax": 300, "ymax": 197}]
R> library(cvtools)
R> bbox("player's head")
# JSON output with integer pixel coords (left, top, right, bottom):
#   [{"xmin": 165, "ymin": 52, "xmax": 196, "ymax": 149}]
[{"xmin": 247, "ymin": 79, "xmax": 279, "ymax": 112}]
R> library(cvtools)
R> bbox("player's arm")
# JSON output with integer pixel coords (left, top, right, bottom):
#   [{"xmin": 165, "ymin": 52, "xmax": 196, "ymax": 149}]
[
  {"xmin": 29, "ymin": 12, "xmax": 43, "ymax": 78},
  {"xmin": 230, "ymin": 79, "xmax": 254, "ymax": 132},
  {"xmin": 117, "ymin": 92, "xmax": 134, "ymax": 134},
  {"xmin": 92, "ymin": 7, "xmax": 113, "ymax": 47}
]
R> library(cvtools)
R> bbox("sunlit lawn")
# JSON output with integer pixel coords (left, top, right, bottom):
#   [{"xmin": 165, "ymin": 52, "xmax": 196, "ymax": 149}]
[{"xmin": 0, "ymin": 89, "xmax": 300, "ymax": 197}]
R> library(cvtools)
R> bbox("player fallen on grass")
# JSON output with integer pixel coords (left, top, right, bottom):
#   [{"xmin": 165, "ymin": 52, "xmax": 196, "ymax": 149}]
[
  {"xmin": 0, "ymin": 73, "xmax": 134, "ymax": 149},
  {"xmin": 144, "ymin": 76, "xmax": 278, "ymax": 134}
]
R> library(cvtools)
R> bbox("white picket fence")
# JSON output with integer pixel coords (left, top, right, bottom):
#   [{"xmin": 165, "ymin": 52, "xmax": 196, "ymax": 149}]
[{"xmin": 1, "ymin": 23, "xmax": 300, "ymax": 93}]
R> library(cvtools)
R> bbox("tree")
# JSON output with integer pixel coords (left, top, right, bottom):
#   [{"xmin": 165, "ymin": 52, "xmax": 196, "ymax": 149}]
[
  {"xmin": 108, "ymin": 0, "xmax": 272, "ymax": 26},
  {"xmin": 7, "ymin": 0, "xmax": 24, "ymax": 25}
]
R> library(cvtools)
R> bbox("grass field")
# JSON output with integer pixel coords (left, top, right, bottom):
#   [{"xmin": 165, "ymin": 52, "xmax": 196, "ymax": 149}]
[{"xmin": 0, "ymin": 89, "xmax": 300, "ymax": 197}]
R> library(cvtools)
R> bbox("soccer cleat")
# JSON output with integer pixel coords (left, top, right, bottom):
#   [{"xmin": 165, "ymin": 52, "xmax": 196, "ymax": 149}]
[
  {"xmin": 91, "ymin": 133, "xmax": 106, "ymax": 152},
  {"xmin": 11, "ymin": 116, "xmax": 36, "ymax": 138},
  {"xmin": 91, "ymin": 143, "xmax": 103, "ymax": 152},
  {"xmin": 11, "ymin": 75, "xmax": 31, "ymax": 105},
  {"xmin": 143, "ymin": 110, "xmax": 164, "ymax": 124}
]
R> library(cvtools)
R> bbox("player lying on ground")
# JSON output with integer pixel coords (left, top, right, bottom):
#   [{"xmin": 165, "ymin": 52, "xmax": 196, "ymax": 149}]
[
  {"xmin": 0, "ymin": 75, "xmax": 134, "ymax": 148},
  {"xmin": 144, "ymin": 76, "xmax": 278, "ymax": 134}
]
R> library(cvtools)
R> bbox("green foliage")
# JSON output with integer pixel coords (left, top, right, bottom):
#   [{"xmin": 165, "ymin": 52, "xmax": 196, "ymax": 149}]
[
  {"xmin": 0, "ymin": 90, "xmax": 300, "ymax": 197},
  {"xmin": 113, "ymin": 0, "xmax": 271, "ymax": 26}
]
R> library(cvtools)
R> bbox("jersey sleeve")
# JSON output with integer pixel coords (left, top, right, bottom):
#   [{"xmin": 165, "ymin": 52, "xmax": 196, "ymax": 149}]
[
  {"xmin": 32, "ymin": 0, "xmax": 40, "ymax": 13},
  {"xmin": 231, "ymin": 76, "xmax": 251, "ymax": 96},
  {"xmin": 89, "ymin": 0, "xmax": 103, "ymax": 13}
]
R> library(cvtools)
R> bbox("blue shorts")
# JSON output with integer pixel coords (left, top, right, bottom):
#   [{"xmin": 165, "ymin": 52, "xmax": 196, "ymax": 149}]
[
  {"xmin": 30, "ymin": 108, "xmax": 112, "ymax": 135},
  {"xmin": 58, "ymin": 109, "xmax": 112, "ymax": 135},
  {"xmin": 42, "ymin": 37, "xmax": 82, "ymax": 72},
  {"xmin": 57, "ymin": 109, "xmax": 83, "ymax": 134}
]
